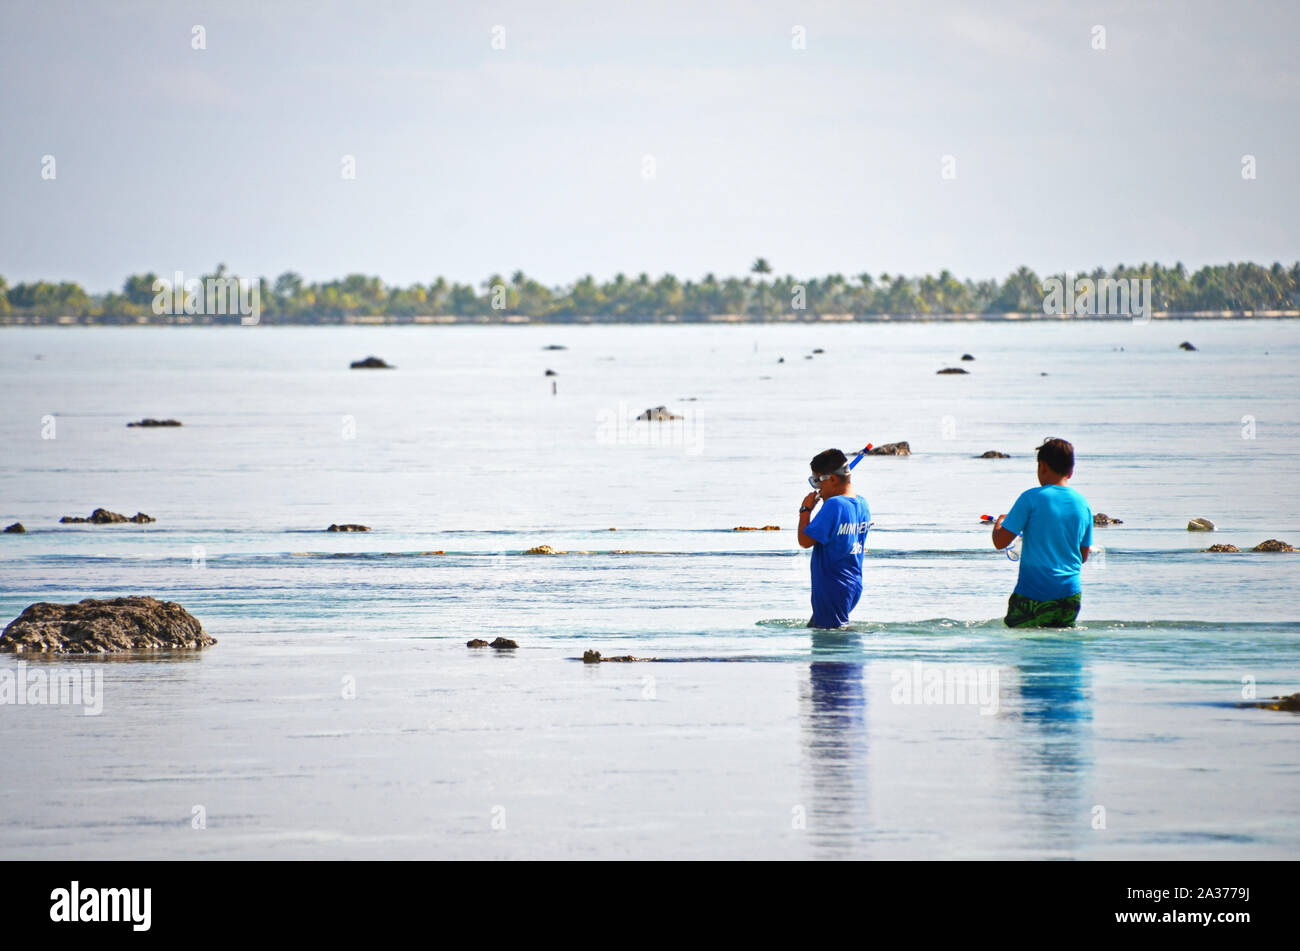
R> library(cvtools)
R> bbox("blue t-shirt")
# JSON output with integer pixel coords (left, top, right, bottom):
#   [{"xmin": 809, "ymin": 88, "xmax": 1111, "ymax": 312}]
[
  {"xmin": 1002, "ymin": 484, "xmax": 1093, "ymax": 601},
  {"xmin": 804, "ymin": 495, "xmax": 871, "ymax": 627}
]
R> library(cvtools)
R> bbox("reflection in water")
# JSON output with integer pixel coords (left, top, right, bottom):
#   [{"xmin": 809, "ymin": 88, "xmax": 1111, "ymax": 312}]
[
  {"xmin": 798, "ymin": 630, "xmax": 867, "ymax": 855},
  {"xmin": 1008, "ymin": 635, "xmax": 1094, "ymax": 852}
]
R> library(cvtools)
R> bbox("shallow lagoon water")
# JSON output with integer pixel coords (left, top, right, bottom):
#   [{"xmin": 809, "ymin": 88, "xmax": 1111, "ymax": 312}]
[{"xmin": 1, "ymin": 321, "xmax": 1297, "ymax": 858}]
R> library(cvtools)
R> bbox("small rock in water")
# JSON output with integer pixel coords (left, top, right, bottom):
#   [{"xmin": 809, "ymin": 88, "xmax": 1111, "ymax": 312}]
[
  {"xmin": 960, "ymin": 353, "xmax": 975, "ymax": 361},
  {"xmin": 1240, "ymin": 692, "xmax": 1300, "ymax": 712},
  {"xmin": 733, "ymin": 525, "xmax": 781, "ymax": 531},
  {"xmin": 937, "ymin": 367, "xmax": 969, "ymax": 374},
  {"xmin": 582, "ymin": 650, "xmax": 653, "ymax": 663},
  {"xmin": 977, "ymin": 451, "xmax": 1009, "ymax": 459},
  {"xmin": 544, "ymin": 369, "xmax": 557, "ymax": 376},
  {"xmin": 1252, "ymin": 539, "xmax": 1297, "ymax": 552},
  {"xmin": 812, "ymin": 348, "xmax": 825, "ymax": 354},
  {"xmin": 1093, "ymin": 513, "xmax": 1123, "ymax": 526},
  {"xmin": 3, "ymin": 522, "xmax": 25, "ymax": 533},
  {"xmin": 490, "ymin": 637, "xmax": 518, "ymax": 649},
  {"xmin": 525, "ymin": 544, "xmax": 560, "ymax": 554},
  {"xmin": 582, "ymin": 649, "xmax": 602, "ymax": 663},
  {"xmin": 1179, "ymin": 341, "xmax": 1197, "ymax": 351},
  {"xmin": 467, "ymin": 638, "xmax": 490, "ymax": 648},
  {"xmin": 1205, "ymin": 544, "xmax": 1240, "ymax": 553},
  {"xmin": 327, "ymin": 524, "xmax": 370, "ymax": 532},
  {"xmin": 1, "ymin": 596, "xmax": 215, "ymax": 654},
  {"xmin": 543, "ymin": 344, "xmax": 567, "ymax": 351},
  {"xmin": 1187, "ymin": 518, "xmax": 1216, "ymax": 531},
  {"xmin": 636, "ymin": 405, "xmax": 682, "ymax": 421},
  {"xmin": 59, "ymin": 508, "xmax": 154, "ymax": 524},
  {"xmin": 868, "ymin": 441, "xmax": 911, "ymax": 456},
  {"xmin": 127, "ymin": 418, "xmax": 182, "ymax": 427},
  {"xmin": 350, "ymin": 356, "xmax": 394, "ymax": 369},
  {"xmin": 777, "ymin": 357, "xmax": 784, "ymax": 363}
]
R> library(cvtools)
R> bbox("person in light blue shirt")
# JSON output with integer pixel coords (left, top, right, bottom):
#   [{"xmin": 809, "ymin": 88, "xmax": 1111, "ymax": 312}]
[
  {"xmin": 991, "ymin": 438, "xmax": 1093, "ymax": 627},
  {"xmin": 798, "ymin": 449, "xmax": 871, "ymax": 628}
]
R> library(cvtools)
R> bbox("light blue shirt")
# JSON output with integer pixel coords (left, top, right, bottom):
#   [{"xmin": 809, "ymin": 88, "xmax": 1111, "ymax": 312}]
[{"xmin": 1002, "ymin": 484, "xmax": 1093, "ymax": 601}]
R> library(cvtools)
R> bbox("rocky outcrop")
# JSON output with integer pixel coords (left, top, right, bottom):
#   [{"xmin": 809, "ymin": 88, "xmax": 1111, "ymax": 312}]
[
  {"xmin": 0, "ymin": 596, "xmax": 215, "ymax": 654},
  {"xmin": 127, "ymin": 418, "xmax": 182, "ymax": 427},
  {"xmin": 490, "ymin": 637, "xmax": 518, "ymax": 649},
  {"xmin": 350, "ymin": 356, "xmax": 393, "ymax": 369},
  {"xmin": 1187, "ymin": 518, "xmax": 1216, "ymax": 531},
  {"xmin": 1179, "ymin": 341, "xmax": 1197, "ymax": 351},
  {"xmin": 937, "ymin": 367, "xmax": 969, "ymax": 374},
  {"xmin": 733, "ymin": 525, "xmax": 780, "ymax": 531},
  {"xmin": 868, "ymin": 441, "xmax": 911, "ymax": 456},
  {"xmin": 637, "ymin": 406, "xmax": 682, "ymax": 420},
  {"xmin": 1252, "ymin": 539, "xmax": 1297, "ymax": 552},
  {"xmin": 961, "ymin": 353, "xmax": 975, "ymax": 361},
  {"xmin": 59, "ymin": 508, "xmax": 155, "ymax": 524},
  {"xmin": 467, "ymin": 638, "xmax": 490, "ymax": 648},
  {"xmin": 1094, "ymin": 513, "xmax": 1124, "ymax": 525},
  {"xmin": 3, "ymin": 523, "xmax": 24, "ymax": 533},
  {"xmin": 525, "ymin": 545, "xmax": 560, "ymax": 554},
  {"xmin": 326, "ymin": 524, "xmax": 370, "ymax": 532},
  {"xmin": 582, "ymin": 650, "xmax": 655, "ymax": 663},
  {"xmin": 1205, "ymin": 544, "xmax": 1240, "ymax": 552},
  {"xmin": 977, "ymin": 451, "xmax": 1009, "ymax": 459},
  {"xmin": 1240, "ymin": 693, "xmax": 1299, "ymax": 712}
]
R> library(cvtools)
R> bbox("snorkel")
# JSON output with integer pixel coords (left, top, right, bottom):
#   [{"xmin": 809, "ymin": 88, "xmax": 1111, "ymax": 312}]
[
  {"xmin": 981, "ymin": 514, "xmax": 1022, "ymax": 561},
  {"xmin": 807, "ymin": 444, "xmax": 873, "ymax": 490}
]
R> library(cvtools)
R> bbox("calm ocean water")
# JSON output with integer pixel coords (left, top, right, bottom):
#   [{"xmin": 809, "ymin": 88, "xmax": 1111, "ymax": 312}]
[{"xmin": 1, "ymin": 320, "xmax": 1298, "ymax": 858}]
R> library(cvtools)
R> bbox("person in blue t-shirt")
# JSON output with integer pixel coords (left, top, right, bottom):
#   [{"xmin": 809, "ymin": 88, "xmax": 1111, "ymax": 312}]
[
  {"xmin": 798, "ymin": 448, "xmax": 872, "ymax": 629},
  {"xmin": 991, "ymin": 437, "xmax": 1093, "ymax": 627}
]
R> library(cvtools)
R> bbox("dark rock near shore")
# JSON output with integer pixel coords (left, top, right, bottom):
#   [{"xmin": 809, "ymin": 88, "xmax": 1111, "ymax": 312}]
[
  {"xmin": 543, "ymin": 344, "xmax": 567, "ymax": 350},
  {"xmin": 637, "ymin": 405, "xmax": 682, "ymax": 420},
  {"xmin": 3, "ymin": 523, "xmax": 25, "ymax": 533},
  {"xmin": 1205, "ymin": 544, "xmax": 1240, "ymax": 552},
  {"xmin": 544, "ymin": 369, "xmax": 557, "ymax": 376},
  {"xmin": 490, "ymin": 637, "xmax": 518, "ymax": 649},
  {"xmin": 1179, "ymin": 341, "xmax": 1197, "ymax": 351},
  {"xmin": 937, "ymin": 367, "xmax": 969, "ymax": 374},
  {"xmin": 868, "ymin": 441, "xmax": 911, "ymax": 456},
  {"xmin": 326, "ymin": 524, "xmax": 369, "ymax": 532},
  {"xmin": 733, "ymin": 525, "xmax": 780, "ymax": 531},
  {"xmin": 1241, "ymin": 693, "xmax": 1300, "ymax": 712},
  {"xmin": 977, "ymin": 451, "xmax": 1009, "ymax": 459},
  {"xmin": 582, "ymin": 650, "xmax": 654, "ymax": 663},
  {"xmin": 812, "ymin": 348, "xmax": 825, "ymax": 354},
  {"xmin": 467, "ymin": 638, "xmax": 490, "ymax": 648},
  {"xmin": 1187, "ymin": 518, "xmax": 1216, "ymax": 532},
  {"xmin": 1252, "ymin": 539, "xmax": 1297, "ymax": 552},
  {"xmin": 60, "ymin": 508, "xmax": 155, "ymax": 524},
  {"xmin": 127, "ymin": 418, "xmax": 182, "ymax": 427},
  {"xmin": 1094, "ymin": 513, "xmax": 1124, "ymax": 525},
  {"xmin": 961, "ymin": 353, "xmax": 975, "ymax": 361},
  {"xmin": 0, "ymin": 596, "xmax": 215, "ymax": 654},
  {"xmin": 350, "ymin": 356, "xmax": 393, "ymax": 369}
]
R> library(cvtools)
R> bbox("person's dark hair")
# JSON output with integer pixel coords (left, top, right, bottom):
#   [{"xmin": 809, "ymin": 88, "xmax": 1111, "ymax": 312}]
[
  {"xmin": 1036, "ymin": 437, "xmax": 1075, "ymax": 476},
  {"xmin": 811, "ymin": 448, "xmax": 849, "ymax": 476}
]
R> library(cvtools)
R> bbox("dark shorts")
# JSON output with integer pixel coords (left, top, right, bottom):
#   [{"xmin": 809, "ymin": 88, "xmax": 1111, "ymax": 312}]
[{"xmin": 1004, "ymin": 592, "xmax": 1081, "ymax": 628}]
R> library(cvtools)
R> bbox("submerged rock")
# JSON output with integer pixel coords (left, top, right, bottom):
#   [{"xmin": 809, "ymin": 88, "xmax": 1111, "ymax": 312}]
[
  {"xmin": 467, "ymin": 638, "xmax": 490, "ymax": 648},
  {"xmin": 350, "ymin": 356, "xmax": 393, "ymax": 369},
  {"xmin": 1094, "ymin": 513, "xmax": 1124, "ymax": 525},
  {"xmin": 1205, "ymin": 544, "xmax": 1240, "ymax": 552},
  {"xmin": 636, "ymin": 405, "xmax": 682, "ymax": 421},
  {"xmin": 937, "ymin": 367, "xmax": 969, "ymax": 374},
  {"xmin": 0, "ymin": 596, "xmax": 215, "ymax": 654},
  {"xmin": 977, "ymin": 451, "xmax": 1009, "ymax": 459},
  {"xmin": 582, "ymin": 650, "xmax": 653, "ymax": 663},
  {"xmin": 1179, "ymin": 341, "xmax": 1197, "ymax": 351},
  {"xmin": 326, "ymin": 524, "xmax": 370, "ymax": 532},
  {"xmin": 490, "ymin": 637, "xmax": 518, "ymax": 649},
  {"xmin": 868, "ymin": 441, "xmax": 911, "ymax": 456},
  {"xmin": 543, "ymin": 344, "xmax": 567, "ymax": 351},
  {"xmin": 525, "ymin": 545, "xmax": 560, "ymax": 554},
  {"xmin": 3, "ymin": 522, "xmax": 25, "ymax": 533},
  {"xmin": 544, "ymin": 369, "xmax": 557, "ymax": 376},
  {"xmin": 1252, "ymin": 539, "xmax": 1297, "ymax": 552},
  {"xmin": 127, "ymin": 418, "xmax": 182, "ymax": 427},
  {"xmin": 961, "ymin": 353, "xmax": 975, "ymax": 361},
  {"xmin": 812, "ymin": 348, "xmax": 825, "ymax": 354},
  {"xmin": 1187, "ymin": 518, "xmax": 1216, "ymax": 531},
  {"xmin": 1241, "ymin": 693, "xmax": 1300, "ymax": 712},
  {"xmin": 59, "ymin": 508, "xmax": 154, "ymax": 524},
  {"xmin": 733, "ymin": 525, "xmax": 780, "ymax": 531}
]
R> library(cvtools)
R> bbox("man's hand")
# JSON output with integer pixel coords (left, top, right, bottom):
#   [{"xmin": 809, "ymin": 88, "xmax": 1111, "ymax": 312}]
[
  {"xmin": 991, "ymin": 513, "xmax": 1016, "ymax": 550},
  {"xmin": 801, "ymin": 491, "xmax": 819, "ymax": 511}
]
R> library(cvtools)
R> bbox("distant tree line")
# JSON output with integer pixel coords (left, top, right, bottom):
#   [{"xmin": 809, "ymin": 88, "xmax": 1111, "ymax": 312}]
[{"xmin": 2, "ymin": 260, "xmax": 1297, "ymax": 322}]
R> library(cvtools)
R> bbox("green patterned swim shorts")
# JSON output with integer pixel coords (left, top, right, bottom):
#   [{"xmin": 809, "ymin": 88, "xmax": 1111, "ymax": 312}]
[{"xmin": 1004, "ymin": 592, "xmax": 1081, "ymax": 628}]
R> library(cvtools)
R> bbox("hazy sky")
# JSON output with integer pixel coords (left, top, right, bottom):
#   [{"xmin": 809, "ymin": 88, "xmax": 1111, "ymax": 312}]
[{"xmin": 2, "ymin": 0, "xmax": 1297, "ymax": 292}]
